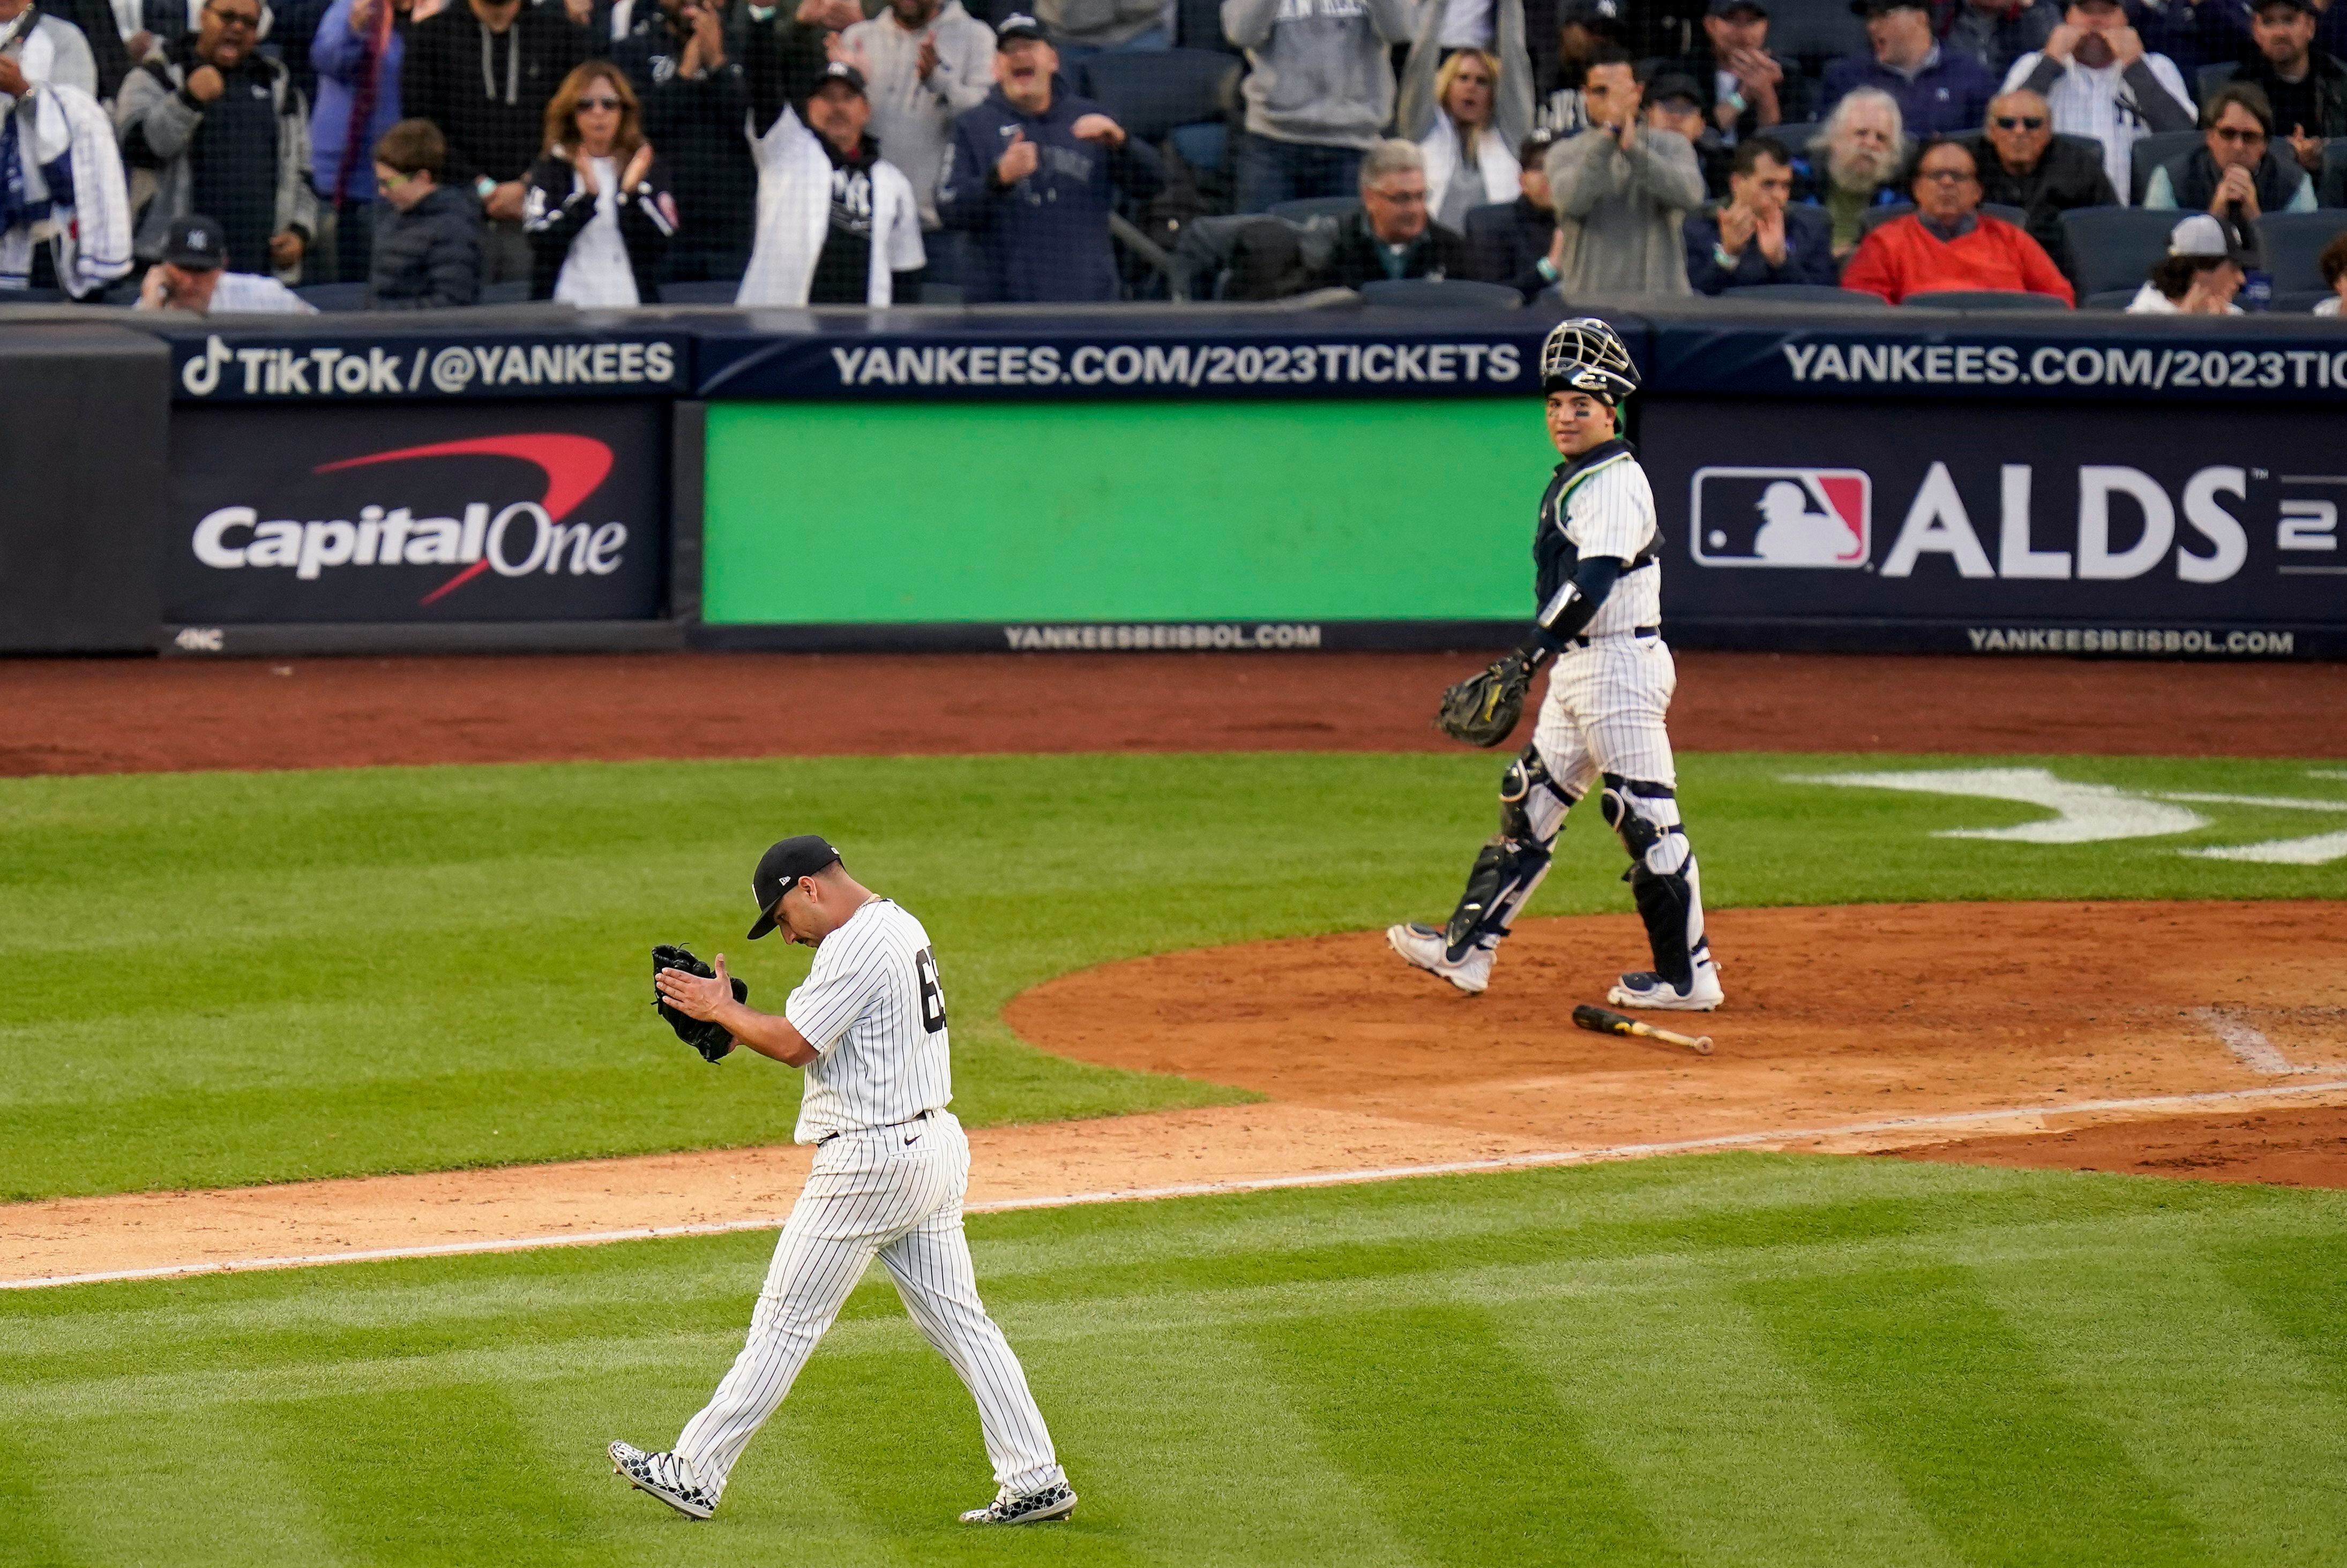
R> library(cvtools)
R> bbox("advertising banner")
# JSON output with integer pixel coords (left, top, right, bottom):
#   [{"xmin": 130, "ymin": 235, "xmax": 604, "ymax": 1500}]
[
  {"xmin": 161, "ymin": 327, "xmax": 687, "ymax": 403},
  {"xmin": 1643, "ymin": 396, "xmax": 2343, "ymax": 656},
  {"xmin": 165, "ymin": 401, "xmax": 668, "ymax": 625}
]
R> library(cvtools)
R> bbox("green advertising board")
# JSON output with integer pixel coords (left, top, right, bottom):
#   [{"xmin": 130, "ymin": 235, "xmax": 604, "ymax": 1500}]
[{"xmin": 701, "ymin": 400, "xmax": 1543, "ymax": 641}]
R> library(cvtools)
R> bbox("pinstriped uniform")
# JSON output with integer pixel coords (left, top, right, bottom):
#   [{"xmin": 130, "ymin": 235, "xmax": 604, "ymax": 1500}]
[
  {"xmin": 672, "ymin": 900, "xmax": 1066, "ymax": 1502},
  {"xmin": 1532, "ymin": 451, "xmax": 1679, "ymax": 792}
]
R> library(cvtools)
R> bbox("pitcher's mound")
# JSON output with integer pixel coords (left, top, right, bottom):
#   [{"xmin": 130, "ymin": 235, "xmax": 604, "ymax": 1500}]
[{"xmin": 1007, "ymin": 900, "xmax": 2347, "ymax": 1186}]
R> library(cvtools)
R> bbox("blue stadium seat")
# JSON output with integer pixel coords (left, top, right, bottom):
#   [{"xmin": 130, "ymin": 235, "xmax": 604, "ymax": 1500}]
[
  {"xmin": 2129, "ymin": 130, "xmax": 2203, "ymax": 203},
  {"xmin": 2271, "ymin": 287, "xmax": 2339, "ymax": 311},
  {"xmin": 1761, "ymin": 120, "xmax": 1822, "ymax": 157},
  {"xmin": 1169, "ymin": 122, "xmax": 1227, "ymax": 175},
  {"xmin": 479, "ymin": 280, "xmax": 532, "ymax": 304},
  {"xmin": 2196, "ymin": 59, "xmax": 2237, "ymax": 111},
  {"xmin": 1900, "ymin": 288, "xmax": 2072, "ymax": 309},
  {"xmin": 2082, "ymin": 287, "xmax": 2140, "ymax": 309},
  {"xmin": 2060, "ymin": 206, "xmax": 2177, "ymax": 296},
  {"xmin": 1357, "ymin": 277, "xmax": 1522, "ymax": 308},
  {"xmin": 2324, "ymin": 138, "xmax": 2347, "ymax": 205},
  {"xmin": 1076, "ymin": 48, "xmax": 1237, "ymax": 142},
  {"xmin": 2255, "ymin": 209, "xmax": 2347, "ymax": 290},
  {"xmin": 1721, "ymin": 283, "xmax": 1888, "ymax": 304},
  {"xmin": 295, "ymin": 281, "xmax": 369, "ymax": 311}
]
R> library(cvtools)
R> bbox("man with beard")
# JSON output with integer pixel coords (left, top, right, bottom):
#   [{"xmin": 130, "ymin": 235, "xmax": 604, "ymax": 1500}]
[
  {"xmin": 2233, "ymin": 0, "xmax": 2347, "ymax": 172},
  {"xmin": 2002, "ymin": 0, "xmax": 2192, "ymax": 200},
  {"xmin": 839, "ymin": 0, "xmax": 993, "ymax": 232},
  {"xmin": 1799, "ymin": 85, "xmax": 1907, "ymax": 256},
  {"xmin": 615, "ymin": 0, "xmax": 757, "ymax": 283},
  {"xmin": 1970, "ymin": 86, "xmax": 2116, "ymax": 276},
  {"xmin": 1822, "ymin": 0, "xmax": 1998, "ymax": 136},
  {"xmin": 1536, "ymin": 0, "xmax": 1627, "ymax": 135}
]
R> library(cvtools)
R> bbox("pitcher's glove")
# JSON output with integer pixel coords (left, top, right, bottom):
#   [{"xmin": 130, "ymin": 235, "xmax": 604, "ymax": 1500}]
[
  {"xmin": 1435, "ymin": 650, "xmax": 1537, "ymax": 748},
  {"xmin": 652, "ymin": 942, "xmax": 746, "ymax": 1063}
]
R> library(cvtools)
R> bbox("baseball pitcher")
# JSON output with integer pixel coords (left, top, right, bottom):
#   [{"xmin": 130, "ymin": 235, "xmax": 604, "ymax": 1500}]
[
  {"xmin": 1393, "ymin": 318, "xmax": 1724, "ymax": 1012},
  {"xmin": 613, "ymin": 834, "xmax": 1077, "ymax": 1527}
]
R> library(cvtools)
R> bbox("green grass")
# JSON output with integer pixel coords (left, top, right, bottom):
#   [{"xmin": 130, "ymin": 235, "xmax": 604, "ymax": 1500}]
[
  {"xmin": 3, "ymin": 752, "xmax": 2341, "ymax": 1201},
  {"xmin": 5, "ymin": 1153, "xmax": 2346, "ymax": 1566}
]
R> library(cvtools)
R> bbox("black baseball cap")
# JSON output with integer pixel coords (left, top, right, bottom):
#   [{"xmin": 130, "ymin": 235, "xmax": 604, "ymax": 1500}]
[
  {"xmin": 163, "ymin": 214, "xmax": 227, "ymax": 270},
  {"xmin": 1708, "ymin": 0, "xmax": 1767, "ymax": 16},
  {"xmin": 1849, "ymin": 0, "xmax": 1928, "ymax": 14},
  {"xmin": 996, "ymin": 11, "xmax": 1048, "ymax": 43},
  {"xmin": 816, "ymin": 59, "xmax": 866, "ymax": 94},
  {"xmin": 746, "ymin": 835, "xmax": 843, "ymax": 939},
  {"xmin": 1560, "ymin": 0, "xmax": 1626, "ymax": 29},
  {"xmin": 1646, "ymin": 71, "xmax": 1703, "ymax": 107}
]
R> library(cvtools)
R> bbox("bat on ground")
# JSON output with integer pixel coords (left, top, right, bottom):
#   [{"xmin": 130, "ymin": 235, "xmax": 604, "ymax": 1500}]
[{"xmin": 1572, "ymin": 1002, "xmax": 1713, "ymax": 1056}]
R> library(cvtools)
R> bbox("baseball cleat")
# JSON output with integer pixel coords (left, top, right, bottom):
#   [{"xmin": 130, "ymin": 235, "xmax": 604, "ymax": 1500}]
[
  {"xmin": 1607, "ymin": 964, "xmax": 1724, "ymax": 1012},
  {"xmin": 1386, "ymin": 922, "xmax": 1493, "ymax": 994},
  {"xmin": 609, "ymin": 1441, "xmax": 716, "ymax": 1520},
  {"xmin": 961, "ymin": 1482, "xmax": 1078, "ymax": 1525}
]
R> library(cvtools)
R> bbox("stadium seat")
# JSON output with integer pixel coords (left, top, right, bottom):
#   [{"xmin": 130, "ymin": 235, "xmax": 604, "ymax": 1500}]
[
  {"xmin": 1169, "ymin": 122, "xmax": 1227, "ymax": 174},
  {"xmin": 480, "ymin": 280, "xmax": 532, "ymax": 304},
  {"xmin": 2060, "ymin": 206, "xmax": 2177, "ymax": 296},
  {"xmin": 294, "ymin": 281, "xmax": 369, "ymax": 311},
  {"xmin": 2129, "ymin": 130, "xmax": 2202, "ymax": 203},
  {"xmin": 2082, "ymin": 287, "xmax": 2140, "ymax": 309},
  {"xmin": 1760, "ymin": 0, "xmax": 1865, "ymax": 66},
  {"xmin": 1077, "ymin": 48, "xmax": 1238, "ymax": 142},
  {"xmin": 1357, "ymin": 277, "xmax": 1522, "ymax": 308},
  {"xmin": 1720, "ymin": 283, "xmax": 1888, "ymax": 304},
  {"xmin": 659, "ymin": 280, "xmax": 740, "ymax": 304},
  {"xmin": 1899, "ymin": 288, "xmax": 2072, "ymax": 309},
  {"xmin": 2196, "ymin": 59, "xmax": 2237, "ymax": 110},
  {"xmin": 2272, "ymin": 287, "xmax": 2339, "ymax": 311},
  {"xmin": 1762, "ymin": 119, "xmax": 1822, "ymax": 156},
  {"xmin": 0, "ymin": 284, "xmax": 63, "ymax": 303},
  {"xmin": 1267, "ymin": 195, "xmax": 1361, "ymax": 223},
  {"xmin": 2323, "ymin": 138, "xmax": 2347, "ymax": 205},
  {"xmin": 2256, "ymin": 209, "xmax": 2347, "ymax": 290}
]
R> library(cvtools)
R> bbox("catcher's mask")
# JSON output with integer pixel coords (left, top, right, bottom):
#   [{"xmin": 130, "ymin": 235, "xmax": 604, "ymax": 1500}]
[{"xmin": 1539, "ymin": 318, "xmax": 1639, "ymax": 406}]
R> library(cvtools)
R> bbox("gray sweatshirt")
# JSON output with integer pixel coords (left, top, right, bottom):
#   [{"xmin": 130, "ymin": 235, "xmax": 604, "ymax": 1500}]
[
  {"xmin": 1544, "ymin": 125, "xmax": 1703, "ymax": 296},
  {"xmin": 841, "ymin": 1, "xmax": 995, "ymax": 228},
  {"xmin": 1221, "ymin": 0, "xmax": 1417, "ymax": 151}
]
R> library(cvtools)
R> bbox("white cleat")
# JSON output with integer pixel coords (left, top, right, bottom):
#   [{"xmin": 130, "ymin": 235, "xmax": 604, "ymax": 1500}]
[
  {"xmin": 961, "ymin": 1482, "xmax": 1078, "ymax": 1525},
  {"xmin": 1607, "ymin": 963, "xmax": 1725, "ymax": 1012},
  {"xmin": 1386, "ymin": 922, "xmax": 1494, "ymax": 995},
  {"xmin": 609, "ymin": 1441, "xmax": 716, "ymax": 1520}
]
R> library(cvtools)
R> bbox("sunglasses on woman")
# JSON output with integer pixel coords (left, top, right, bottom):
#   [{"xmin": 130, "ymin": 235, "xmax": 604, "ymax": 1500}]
[
  {"xmin": 578, "ymin": 95, "xmax": 624, "ymax": 110},
  {"xmin": 1992, "ymin": 115, "xmax": 2045, "ymax": 130}
]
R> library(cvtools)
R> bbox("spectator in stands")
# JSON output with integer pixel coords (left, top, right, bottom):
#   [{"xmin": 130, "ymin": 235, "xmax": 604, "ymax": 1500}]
[
  {"xmin": 1034, "ymin": 0, "xmax": 1167, "ymax": 59},
  {"xmin": 1465, "ymin": 125, "xmax": 1557, "ymax": 296},
  {"xmin": 1223, "ymin": 0, "xmax": 1414, "ymax": 211},
  {"xmin": 1842, "ymin": 133, "xmax": 2076, "ymax": 298},
  {"xmin": 402, "ymin": 0, "xmax": 588, "ymax": 283},
  {"xmin": 1670, "ymin": 0, "xmax": 1809, "ymax": 144},
  {"xmin": 1535, "ymin": 0, "xmax": 1626, "ymax": 136},
  {"xmin": 312, "ymin": 0, "xmax": 409, "ymax": 285},
  {"xmin": 2137, "ymin": 0, "xmax": 2247, "ymax": 77},
  {"xmin": 615, "ymin": 0, "xmax": 754, "ymax": 283},
  {"xmin": 1684, "ymin": 132, "xmax": 1835, "ymax": 288},
  {"xmin": 59, "ymin": 0, "xmax": 131, "ymax": 99},
  {"xmin": 1399, "ymin": 0, "xmax": 1533, "ymax": 147},
  {"xmin": 522, "ymin": 59, "xmax": 670, "ymax": 302},
  {"xmin": 2315, "ymin": 224, "xmax": 2347, "ymax": 311},
  {"xmin": 1822, "ymin": 0, "xmax": 1998, "ymax": 137},
  {"xmin": 0, "ymin": 0, "xmax": 102, "ymax": 99},
  {"xmin": 838, "ymin": 0, "xmax": 992, "ymax": 233},
  {"xmin": 1543, "ymin": 47, "xmax": 1703, "ymax": 292},
  {"xmin": 2235, "ymin": 0, "xmax": 2347, "ymax": 166},
  {"xmin": 936, "ymin": 14, "xmax": 1155, "ymax": 299},
  {"xmin": 117, "ymin": 0, "xmax": 317, "ymax": 281},
  {"xmin": 740, "ymin": 16, "xmax": 925, "ymax": 304},
  {"xmin": 1972, "ymin": 86, "xmax": 2113, "ymax": 275},
  {"xmin": 2002, "ymin": 0, "xmax": 2193, "ymax": 199},
  {"xmin": 1320, "ymin": 136, "xmax": 1469, "ymax": 287},
  {"xmin": 2126, "ymin": 209, "xmax": 2248, "ymax": 307},
  {"xmin": 1944, "ymin": 0, "xmax": 2058, "ymax": 76},
  {"xmin": 134, "ymin": 210, "xmax": 315, "ymax": 306},
  {"xmin": 1417, "ymin": 49, "xmax": 1522, "ymax": 236},
  {"xmin": 1644, "ymin": 70, "xmax": 1730, "ymax": 195},
  {"xmin": 2146, "ymin": 80, "xmax": 2319, "ymax": 210},
  {"xmin": 1802, "ymin": 85, "xmax": 1907, "ymax": 257},
  {"xmin": 368, "ymin": 115, "xmax": 483, "ymax": 304}
]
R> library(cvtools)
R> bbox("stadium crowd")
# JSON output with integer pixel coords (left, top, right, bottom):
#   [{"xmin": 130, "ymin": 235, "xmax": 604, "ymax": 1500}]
[{"xmin": 2, "ymin": 0, "xmax": 2345, "ymax": 309}]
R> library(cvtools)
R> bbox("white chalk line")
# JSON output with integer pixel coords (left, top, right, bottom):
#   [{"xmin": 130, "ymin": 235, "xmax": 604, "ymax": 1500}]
[
  {"xmin": 2195, "ymin": 1007, "xmax": 2347, "ymax": 1076},
  {"xmin": 11, "ymin": 1077, "xmax": 2347, "ymax": 1293}
]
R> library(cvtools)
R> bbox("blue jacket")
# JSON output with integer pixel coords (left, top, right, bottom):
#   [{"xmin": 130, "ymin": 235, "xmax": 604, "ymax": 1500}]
[
  {"xmin": 1682, "ymin": 204, "xmax": 1837, "ymax": 292},
  {"xmin": 309, "ymin": 0, "xmax": 405, "ymax": 205},
  {"xmin": 1818, "ymin": 47, "xmax": 1997, "ymax": 138},
  {"xmin": 936, "ymin": 81, "xmax": 1164, "ymax": 304}
]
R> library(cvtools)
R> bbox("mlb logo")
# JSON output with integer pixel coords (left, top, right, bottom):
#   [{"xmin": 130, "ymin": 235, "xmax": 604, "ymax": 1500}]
[{"xmin": 1690, "ymin": 467, "xmax": 1872, "ymax": 568}]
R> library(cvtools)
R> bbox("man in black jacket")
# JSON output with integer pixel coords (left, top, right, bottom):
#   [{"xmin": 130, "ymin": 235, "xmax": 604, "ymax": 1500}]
[
  {"xmin": 401, "ymin": 0, "xmax": 587, "ymax": 282},
  {"xmin": 1466, "ymin": 127, "xmax": 1558, "ymax": 297},
  {"xmin": 1320, "ymin": 138, "xmax": 1469, "ymax": 290},
  {"xmin": 368, "ymin": 116, "xmax": 484, "ymax": 305},
  {"xmin": 615, "ymin": 0, "xmax": 754, "ymax": 282},
  {"xmin": 2236, "ymin": 0, "xmax": 2347, "ymax": 176},
  {"xmin": 1665, "ymin": 0, "xmax": 1810, "ymax": 147},
  {"xmin": 1970, "ymin": 86, "xmax": 2114, "ymax": 279}
]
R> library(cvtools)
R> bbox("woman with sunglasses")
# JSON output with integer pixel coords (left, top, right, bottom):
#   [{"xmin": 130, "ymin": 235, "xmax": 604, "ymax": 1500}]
[{"xmin": 521, "ymin": 62, "xmax": 677, "ymax": 305}]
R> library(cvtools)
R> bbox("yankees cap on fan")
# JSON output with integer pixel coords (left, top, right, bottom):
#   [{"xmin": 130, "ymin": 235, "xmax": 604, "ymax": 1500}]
[
  {"xmin": 163, "ymin": 214, "xmax": 228, "ymax": 270},
  {"xmin": 996, "ymin": 11, "xmax": 1048, "ymax": 42},
  {"xmin": 747, "ymin": 835, "xmax": 843, "ymax": 939},
  {"xmin": 816, "ymin": 59, "xmax": 867, "ymax": 94}
]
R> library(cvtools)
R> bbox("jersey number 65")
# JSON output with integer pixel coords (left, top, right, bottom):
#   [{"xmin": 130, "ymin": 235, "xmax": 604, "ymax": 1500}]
[{"xmin": 914, "ymin": 946, "xmax": 947, "ymax": 1034}]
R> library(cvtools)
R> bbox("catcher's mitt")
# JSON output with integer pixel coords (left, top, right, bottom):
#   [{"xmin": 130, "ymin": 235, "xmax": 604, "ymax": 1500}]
[
  {"xmin": 1435, "ymin": 651, "xmax": 1535, "ymax": 748},
  {"xmin": 652, "ymin": 942, "xmax": 747, "ymax": 1063}
]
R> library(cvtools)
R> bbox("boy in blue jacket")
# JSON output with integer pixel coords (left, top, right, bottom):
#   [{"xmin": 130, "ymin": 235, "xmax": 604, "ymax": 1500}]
[{"xmin": 934, "ymin": 12, "xmax": 1161, "ymax": 303}]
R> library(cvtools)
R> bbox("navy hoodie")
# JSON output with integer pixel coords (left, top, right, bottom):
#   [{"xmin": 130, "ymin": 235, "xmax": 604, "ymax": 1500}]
[{"xmin": 935, "ymin": 79, "xmax": 1163, "ymax": 304}]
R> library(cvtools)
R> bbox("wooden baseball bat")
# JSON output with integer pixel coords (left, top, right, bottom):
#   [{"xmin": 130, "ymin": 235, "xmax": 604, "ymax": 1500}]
[{"xmin": 1572, "ymin": 1003, "xmax": 1713, "ymax": 1056}]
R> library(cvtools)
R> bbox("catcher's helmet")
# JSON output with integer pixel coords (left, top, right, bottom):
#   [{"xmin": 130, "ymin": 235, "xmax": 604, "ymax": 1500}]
[{"xmin": 1539, "ymin": 317, "xmax": 1639, "ymax": 404}]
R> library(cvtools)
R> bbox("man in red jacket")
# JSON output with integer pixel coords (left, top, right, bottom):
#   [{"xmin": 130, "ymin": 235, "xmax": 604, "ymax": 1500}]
[{"xmin": 1840, "ymin": 136, "xmax": 2075, "ymax": 304}]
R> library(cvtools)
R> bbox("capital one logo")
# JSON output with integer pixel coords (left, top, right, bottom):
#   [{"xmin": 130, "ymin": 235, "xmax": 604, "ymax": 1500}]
[
  {"xmin": 1691, "ymin": 467, "xmax": 1871, "ymax": 567},
  {"xmin": 190, "ymin": 434, "xmax": 621, "ymax": 605}
]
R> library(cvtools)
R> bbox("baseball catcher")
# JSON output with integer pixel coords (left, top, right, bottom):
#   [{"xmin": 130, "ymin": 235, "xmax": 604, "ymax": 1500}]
[{"xmin": 1393, "ymin": 318, "xmax": 1723, "ymax": 1012}]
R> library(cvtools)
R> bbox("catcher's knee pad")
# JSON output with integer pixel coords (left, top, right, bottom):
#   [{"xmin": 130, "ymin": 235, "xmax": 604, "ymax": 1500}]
[
  {"xmin": 1499, "ymin": 745, "xmax": 1576, "ymax": 844},
  {"xmin": 1599, "ymin": 774, "xmax": 1690, "ymax": 878}
]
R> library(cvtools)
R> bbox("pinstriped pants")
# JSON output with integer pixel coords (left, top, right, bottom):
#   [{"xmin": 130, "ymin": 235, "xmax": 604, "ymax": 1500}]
[
  {"xmin": 1533, "ymin": 636, "xmax": 1680, "ymax": 791},
  {"xmin": 674, "ymin": 1111, "xmax": 1065, "ymax": 1499}
]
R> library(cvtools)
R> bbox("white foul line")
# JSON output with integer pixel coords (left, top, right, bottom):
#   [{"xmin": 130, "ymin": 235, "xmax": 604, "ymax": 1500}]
[{"xmin": 10, "ymin": 1077, "xmax": 2347, "ymax": 1292}]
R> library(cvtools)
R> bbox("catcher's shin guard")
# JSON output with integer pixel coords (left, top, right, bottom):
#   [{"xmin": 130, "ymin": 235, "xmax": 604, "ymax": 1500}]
[
  {"xmin": 1600, "ymin": 774, "xmax": 1711, "ymax": 992},
  {"xmin": 1442, "ymin": 747, "xmax": 1575, "ymax": 961}
]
